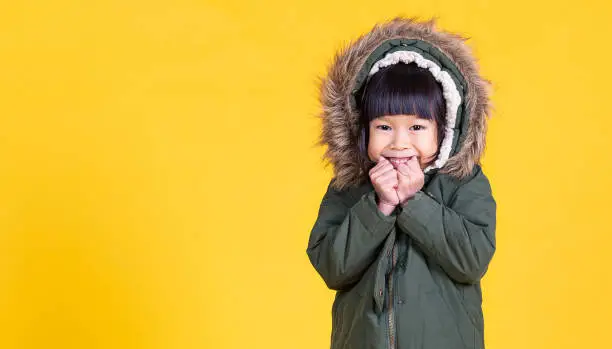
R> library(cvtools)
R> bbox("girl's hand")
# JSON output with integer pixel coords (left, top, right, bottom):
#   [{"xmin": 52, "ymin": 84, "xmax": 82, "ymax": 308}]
[
  {"xmin": 396, "ymin": 156, "xmax": 425, "ymax": 204},
  {"xmin": 369, "ymin": 157, "xmax": 399, "ymax": 214}
]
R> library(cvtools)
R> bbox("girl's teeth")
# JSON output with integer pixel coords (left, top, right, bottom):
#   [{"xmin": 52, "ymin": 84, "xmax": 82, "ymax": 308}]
[{"xmin": 388, "ymin": 157, "xmax": 413, "ymax": 166}]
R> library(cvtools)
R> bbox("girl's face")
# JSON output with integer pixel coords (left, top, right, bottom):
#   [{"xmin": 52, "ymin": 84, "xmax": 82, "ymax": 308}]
[{"xmin": 367, "ymin": 114, "xmax": 439, "ymax": 169}]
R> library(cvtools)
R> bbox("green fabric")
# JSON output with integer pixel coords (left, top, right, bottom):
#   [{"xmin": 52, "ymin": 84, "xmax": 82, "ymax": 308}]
[{"xmin": 307, "ymin": 165, "xmax": 496, "ymax": 349}]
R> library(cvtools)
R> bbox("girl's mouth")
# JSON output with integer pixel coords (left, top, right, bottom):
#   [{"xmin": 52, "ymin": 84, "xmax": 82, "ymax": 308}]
[{"xmin": 387, "ymin": 156, "xmax": 415, "ymax": 168}]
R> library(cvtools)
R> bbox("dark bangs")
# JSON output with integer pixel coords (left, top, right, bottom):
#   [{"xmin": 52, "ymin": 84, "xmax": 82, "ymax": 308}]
[{"xmin": 357, "ymin": 62, "xmax": 446, "ymax": 124}]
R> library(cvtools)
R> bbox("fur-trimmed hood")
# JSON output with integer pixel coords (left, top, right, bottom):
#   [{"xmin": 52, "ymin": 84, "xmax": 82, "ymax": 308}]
[{"xmin": 316, "ymin": 16, "xmax": 493, "ymax": 190}]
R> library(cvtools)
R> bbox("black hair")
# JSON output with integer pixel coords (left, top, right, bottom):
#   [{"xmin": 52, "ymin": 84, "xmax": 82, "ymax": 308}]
[{"xmin": 355, "ymin": 62, "xmax": 447, "ymax": 173}]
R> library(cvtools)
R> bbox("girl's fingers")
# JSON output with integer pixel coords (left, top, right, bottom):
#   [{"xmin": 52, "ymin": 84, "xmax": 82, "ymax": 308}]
[
  {"xmin": 370, "ymin": 156, "xmax": 389, "ymax": 171},
  {"xmin": 373, "ymin": 166, "xmax": 397, "ymax": 182},
  {"xmin": 407, "ymin": 156, "xmax": 421, "ymax": 172},
  {"xmin": 398, "ymin": 167, "xmax": 410, "ymax": 179},
  {"xmin": 377, "ymin": 167, "xmax": 398, "ymax": 183},
  {"xmin": 368, "ymin": 158, "xmax": 385, "ymax": 176},
  {"xmin": 396, "ymin": 162, "xmax": 410, "ymax": 176},
  {"xmin": 380, "ymin": 174, "xmax": 399, "ymax": 189},
  {"xmin": 398, "ymin": 156, "xmax": 421, "ymax": 180},
  {"xmin": 370, "ymin": 166, "xmax": 392, "ymax": 182},
  {"xmin": 370, "ymin": 162, "xmax": 395, "ymax": 179},
  {"xmin": 379, "ymin": 169, "xmax": 398, "ymax": 183}
]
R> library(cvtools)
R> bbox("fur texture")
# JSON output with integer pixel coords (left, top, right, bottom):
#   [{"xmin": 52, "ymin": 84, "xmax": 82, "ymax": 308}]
[{"xmin": 316, "ymin": 16, "xmax": 494, "ymax": 190}]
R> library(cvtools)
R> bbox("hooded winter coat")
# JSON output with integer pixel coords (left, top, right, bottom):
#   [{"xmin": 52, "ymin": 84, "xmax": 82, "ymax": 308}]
[{"xmin": 306, "ymin": 17, "xmax": 496, "ymax": 349}]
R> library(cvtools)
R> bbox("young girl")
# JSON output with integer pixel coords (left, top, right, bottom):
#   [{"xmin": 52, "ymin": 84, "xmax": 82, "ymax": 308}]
[{"xmin": 307, "ymin": 17, "xmax": 496, "ymax": 349}]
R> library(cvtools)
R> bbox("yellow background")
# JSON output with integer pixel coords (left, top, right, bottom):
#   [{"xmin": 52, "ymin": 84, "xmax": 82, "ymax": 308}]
[{"xmin": 1, "ymin": 1, "xmax": 611, "ymax": 348}]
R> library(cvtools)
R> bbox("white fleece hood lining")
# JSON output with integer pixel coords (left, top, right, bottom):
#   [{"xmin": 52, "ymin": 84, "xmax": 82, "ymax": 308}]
[{"xmin": 368, "ymin": 50, "xmax": 462, "ymax": 173}]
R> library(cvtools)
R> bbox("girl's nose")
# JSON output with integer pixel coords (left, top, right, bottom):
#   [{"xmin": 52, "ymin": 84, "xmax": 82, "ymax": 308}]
[{"xmin": 391, "ymin": 133, "xmax": 412, "ymax": 150}]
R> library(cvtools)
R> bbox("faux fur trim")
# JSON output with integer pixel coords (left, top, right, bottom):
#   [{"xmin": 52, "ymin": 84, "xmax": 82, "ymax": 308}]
[{"xmin": 316, "ymin": 16, "xmax": 493, "ymax": 190}]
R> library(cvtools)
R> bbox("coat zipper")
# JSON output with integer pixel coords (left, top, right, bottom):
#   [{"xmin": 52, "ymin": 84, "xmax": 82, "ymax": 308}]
[{"xmin": 388, "ymin": 242, "xmax": 398, "ymax": 349}]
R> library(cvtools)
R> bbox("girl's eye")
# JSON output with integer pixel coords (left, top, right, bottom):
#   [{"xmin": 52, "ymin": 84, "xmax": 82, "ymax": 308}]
[
  {"xmin": 410, "ymin": 125, "xmax": 425, "ymax": 131},
  {"xmin": 376, "ymin": 125, "xmax": 391, "ymax": 131}
]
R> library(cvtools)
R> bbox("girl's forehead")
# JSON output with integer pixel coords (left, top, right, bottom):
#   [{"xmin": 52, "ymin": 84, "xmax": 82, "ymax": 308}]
[{"xmin": 375, "ymin": 114, "xmax": 434, "ymax": 122}]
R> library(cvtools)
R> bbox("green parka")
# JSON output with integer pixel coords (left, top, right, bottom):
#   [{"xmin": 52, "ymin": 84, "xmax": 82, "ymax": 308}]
[{"xmin": 307, "ymin": 17, "xmax": 496, "ymax": 349}]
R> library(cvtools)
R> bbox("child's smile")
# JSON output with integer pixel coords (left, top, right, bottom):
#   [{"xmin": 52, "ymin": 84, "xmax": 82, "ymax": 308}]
[{"xmin": 387, "ymin": 156, "xmax": 416, "ymax": 169}]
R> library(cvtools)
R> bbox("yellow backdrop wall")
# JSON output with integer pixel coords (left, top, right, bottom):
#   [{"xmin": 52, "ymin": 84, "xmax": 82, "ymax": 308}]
[{"xmin": 1, "ymin": 1, "xmax": 611, "ymax": 348}]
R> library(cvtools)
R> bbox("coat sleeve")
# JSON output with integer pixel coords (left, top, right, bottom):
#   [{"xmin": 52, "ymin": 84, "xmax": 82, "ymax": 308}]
[
  {"xmin": 396, "ymin": 167, "xmax": 496, "ymax": 284},
  {"xmin": 306, "ymin": 179, "xmax": 396, "ymax": 291}
]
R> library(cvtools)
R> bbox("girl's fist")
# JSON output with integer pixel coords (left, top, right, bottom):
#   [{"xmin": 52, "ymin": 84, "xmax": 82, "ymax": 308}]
[
  {"xmin": 369, "ymin": 156, "xmax": 400, "ymax": 209},
  {"xmin": 395, "ymin": 156, "xmax": 424, "ymax": 203}
]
